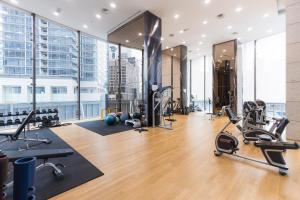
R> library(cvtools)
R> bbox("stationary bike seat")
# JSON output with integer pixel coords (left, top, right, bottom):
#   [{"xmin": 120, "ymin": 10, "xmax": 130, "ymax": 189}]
[{"xmin": 258, "ymin": 134, "xmax": 272, "ymax": 141}]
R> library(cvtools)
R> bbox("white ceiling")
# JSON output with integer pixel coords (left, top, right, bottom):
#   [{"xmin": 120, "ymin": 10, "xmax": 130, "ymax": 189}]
[{"xmin": 3, "ymin": 0, "xmax": 285, "ymax": 58}]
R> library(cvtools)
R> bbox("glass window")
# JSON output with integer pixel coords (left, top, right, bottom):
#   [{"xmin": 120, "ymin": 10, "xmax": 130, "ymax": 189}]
[
  {"xmin": 35, "ymin": 17, "xmax": 79, "ymax": 121},
  {"xmin": 191, "ymin": 56, "xmax": 205, "ymax": 110},
  {"xmin": 0, "ymin": 3, "xmax": 33, "ymax": 126},
  {"xmin": 80, "ymin": 33, "xmax": 107, "ymax": 119},
  {"xmin": 256, "ymin": 33, "xmax": 286, "ymax": 117}
]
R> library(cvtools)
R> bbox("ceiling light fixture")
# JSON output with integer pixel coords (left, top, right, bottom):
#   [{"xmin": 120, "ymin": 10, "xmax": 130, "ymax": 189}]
[
  {"xmin": 166, "ymin": 46, "xmax": 169, "ymax": 49},
  {"xmin": 179, "ymin": 30, "xmax": 184, "ymax": 34},
  {"xmin": 138, "ymin": 32, "xmax": 142, "ymax": 36},
  {"xmin": 10, "ymin": 0, "xmax": 18, "ymax": 4},
  {"xmin": 227, "ymin": 25, "xmax": 232, "ymax": 30},
  {"xmin": 125, "ymin": 39, "xmax": 130, "ymax": 43},
  {"xmin": 83, "ymin": 24, "xmax": 88, "ymax": 29},
  {"xmin": 247, "ymin": 27, "xmax": 253, "ymax": 31},
  {"xmin": 201, "ymin": 34, "xmax": 206, "ymax": 38},
  {"xmin": 203, "ymin": 20, "xmax": 208, "ymax": 25},
  {"xmin": 53, "ymin": 11, "xmax": 60, "ymax": 17},
  {"xmin": 182, "ymin": 41, "xmax": 186, "ymax": 44},
  {"xmin": 266, "ymin": 29, "xmax": 273, "ymax": 33},
  {"xmin": 263, "ymin": 13, "xmax": 269, "ymax": 18},
  {"xmin": 204, "ymin": 0, "xmax": 211, "ymax": 4},
  {"xmin": 223, "ymin": 49, "xmax": 227, "ymax": 53},
  {"xmin": 96, "ymin": 14, "xmax": 101, "ymax": 19},
  {"xmin": 235, "ymin": 6, "xmax": 243, "ymax": 12},
  {"xmin": 110, "ymin": 2, "xmax": 116, "ymax": 8},
  {"xmin": 199, "ymin": 41, "xmax": 203, "ymax": 45},
  {"xmin": 161, "ymin": 37, "xmax": 164, "ymax": 41},
  {"xmin": 171, "ymin": 48, "xmax": 174, "ymax": 51},
  {"xmin": 174, "ymin": 14, "xmax": 180, "ymax": 19}
]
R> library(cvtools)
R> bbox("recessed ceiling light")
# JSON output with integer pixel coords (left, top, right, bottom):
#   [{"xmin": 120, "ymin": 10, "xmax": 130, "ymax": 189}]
[
  {"xmin": 223, "ymin": 49, "xmax": 227, "ymax": 53},
  {"xmin": 199, "ymin": 41, "xmax": 203, "ymax": 45},
  {"xmin": 182, "ymin": 41, "xmax": 186, "ymax": 44},
  {"xmin": 125, "ymin": 39, "xmax": 130, "ymax": 43},
  {"xmin": 266, "ymin": 29, "xmax": 273, "ymax": 33},
  {"xmin": 171, "ymin": 48, "xmax": 174, "ymax": 51},
  {"xmin": 83, "ymin": 24, "xmax": 88, "ymax": 29},
  {"xmin": 179, "ymin": 30, "xmax": 184, "ymax": 34},
  {"xmin": 237, "ymin": 37, "xmax": 241, "ymax": 40},
  {"xmin": 53, "ymin": 11, "xmax": 60, "ymax": 17},
  {"xmin": 220, "ymin": 55, "xmax": 223, "ymax": 58},
  {"xmin": 166, "ymin": 46, "xmax": 169, "ymax": 49},
  {"xmin": 96, "ymin": 14, "xmax": 101, "ymax": 19},
  {"xmin": 235, "ymin": 6, "xmax": 243, "ymax": 12},
  {"xmin": 174, "ymin": 54, "xmax": 177, "ymax": 56},
  {"xmin": 227, "ymin": 25, "xmax": 232, "ymax": 30},
  {"xmin": 263, "ymin": 13, "xmax": 269, "ymax": 18},
  {"xmin": 174, "ymin": 14, "xmax": 180, "ymax": 19},
  {"xmin": 110, "ymin": 2, "xmax": 116, "ymax": 8},
  {"xmin": 247, "ymin": 27, "xmax": 253, "ymax": 31},
  {"xmin": 204, "ymin": 0, "xmax": 211, "ymax": 4},
  {"xmin": 197, "ymin": 48, "xmax": 200, "ymax": 51},
  {"xmin": 161, "ymin": 37, "xmax": 164, "ymax": 41},
  {"xmin": 10, "ymin": 0, "xmax": 18, "ymax": 4},
  {"xmin": 201, "ymin": 34, "xmax": 206, "ymax": 38},
  {"xmin": 203, "ymin": 20, "xmax": 208, "ymax": 25},
  {"xmin": 138, "ymin": 32, "xmax": 142, "ymax": 36}
]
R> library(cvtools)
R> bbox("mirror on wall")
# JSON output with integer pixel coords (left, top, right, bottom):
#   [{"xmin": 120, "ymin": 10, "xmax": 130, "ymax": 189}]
[{"xmin": 212, "ymin": 40, "xmax": 237, "ymax": 114}]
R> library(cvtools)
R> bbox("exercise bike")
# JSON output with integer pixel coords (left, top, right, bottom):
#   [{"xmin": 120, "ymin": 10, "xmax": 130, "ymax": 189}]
[{"xmin": 214, "ymin": 106, "xmax": 299, "ymax": 175}]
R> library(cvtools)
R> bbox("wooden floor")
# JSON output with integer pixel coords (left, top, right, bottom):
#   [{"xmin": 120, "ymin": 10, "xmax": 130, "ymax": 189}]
[{"xmin": 50, "ymin": 112, "xmax": 300, "ymax": 200}]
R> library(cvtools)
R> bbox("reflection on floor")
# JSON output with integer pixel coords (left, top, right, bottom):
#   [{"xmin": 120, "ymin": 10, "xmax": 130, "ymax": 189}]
[{"xmin": 50, "ymin": 112, "xmax": 300, "ymax": 200}]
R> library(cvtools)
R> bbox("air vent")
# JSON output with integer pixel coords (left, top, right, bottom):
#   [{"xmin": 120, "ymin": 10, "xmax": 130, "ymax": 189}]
[
  {"xmin": 232, "ymin": 32, "xmax": 238, "ymax": 35},
  {"xmin": 169, "ymin": 33, "xmax": 175, "ymax": 37},
  {"xmin": 217, "ymin": 13, "xmax": 225, "ymax": 19},
  {"xmin": 102, "ymin": 8, "xmax": 110, "ymax": 15}
]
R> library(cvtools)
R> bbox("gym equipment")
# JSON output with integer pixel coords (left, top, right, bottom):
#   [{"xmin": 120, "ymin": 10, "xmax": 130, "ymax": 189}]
[
  {"xmin": 14, "ymin": 119, "xmax": 21, "ymax": 125},
  {"xmin": 152, "ymin": 86, "xmax": 173, "ymax": 129},
  {"xmin": 13, "ymin": 157, "xmax": 36, "ymax": 200},
  {"xmin": 3, "ymin": 148, "xmax": 74, "ymax": 181},
  {"xmin": 214, "ymin": 106, "xmax": 299, "ymax": 175},
  {"xmin": 134, "ymin": 104, "xmax": 148, "ymax": 133},
  {"xmin": 53, "ymin": 108, "xmax": 58, "ymax": 113},
  {"xmin": 35, "ymin": 110, "xmax": 41, "ymax": 114},
  {"xmin": 0, "ymin": 152, "xmax": 8, "ymax": 200},
  {"xmin": 132, "ymin": 112, "xmax": 142, "ymax": 120},
  {"xmin": 105, "ymin": 115, "xmax": 116, "ymax": 126},
  {"xmin": 42, "ymin": 109, "xmax": 47, "ymax": 114},
  {"xmin": 7, "ymin": 112, "xmax": 11, "ymax": 116},
  {"xmin": 15, "ymin": 112, "xmax": 19, "ymax": 116},
  {"xmin": 0, "ymin": 120, "xmax": 4, "ymax": 126},
  {"xmin": 120, "ymin": 113, "xmax": 130, "ymax": 123},
  {"xmin": 0, "ymin": 111, "xmax": 51, "ymax": 149},
  {"xmin": 35, "ymin": 117, "xmax": 42, "ymax": 123},
  {"xmin": 22, "ymin": 111, "xmax": 28, "ymax": 115},
  {"xmin": 6, "ymin": 119, "xmax": 13, "ymax": 126},
  {"xmin": 125, "ymin": 119, "xmax": 141, "ymax": 128},
  {"xmin": 0, "ymin": 113, "xmax": 3, "ymax": 117},
  {"xmin": 48, "ymin": 109, "xmax": 53, "ymax": 113}
]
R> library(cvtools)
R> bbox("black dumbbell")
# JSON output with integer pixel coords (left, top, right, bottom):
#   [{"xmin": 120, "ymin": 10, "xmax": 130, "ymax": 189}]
[
  {"xmin": 35, "ymin": 109, "xmax": 41, "ymax": 114},
  {"xmin": 15, "ymin": 111, "xmax": 19, "ymax": 116},
  {"xmin": 6, "ymin": 119, "xmax": 13, "ymax": 125},
  {"xmin": 48, "ymin": 109, "xmax": 53, "ymax": 113},
  {"xmin": 53, "ymin": 115, "xmax": 59, "ymax": 121},
  {"xmin": 42, "ymin": 109, "xmax": 47, "ymax": 114},
  {"xmin": 42, "ymin": 116, "xmax": 48, "ymax": 122},
  {"xmin": 0, "ymin": 113, "xmax": 3, "ymax": 117},
  {"xmin": 0, "ymin": 120, "xmax": 4, "ymax": 126},
  {"xmin": 53, "ymin": 108, "xmax": 58, "ymax": 113},
  {"xmin": 7, "ymin": 112, "xmax": 12, "ymax": 116},
  {"xmin": 15, "ymin": 118, "xmax": 21, "ymax": 124},
  {"xmin": 48, "ymin": 116, "xmax": 54, "ymax": 121},
  {"xmin": 35, "ymin": 116, "xmax": 42, "ymax": 122},
  {"xmin": 22, "ymin": 110, "xmax": 28, "ymax": 115}
]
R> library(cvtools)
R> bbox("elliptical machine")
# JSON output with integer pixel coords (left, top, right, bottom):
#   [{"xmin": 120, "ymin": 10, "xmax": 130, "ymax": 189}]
[{"xmin": 214, "ymin": 106, "xmax": 299, "ymax": 175}]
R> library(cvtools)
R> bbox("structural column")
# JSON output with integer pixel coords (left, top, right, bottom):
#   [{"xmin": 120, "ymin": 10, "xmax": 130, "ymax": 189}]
[
  {"xmin": 143, "ymin": 11, "xmax": 162, "ymax": 126},
  {"xmin": 286, "ymin": 0, "xmax": 300, "ymax": 140},
  {"xmin": 180, "ymin": 45, "xmax": 188, "ymax": 111}
]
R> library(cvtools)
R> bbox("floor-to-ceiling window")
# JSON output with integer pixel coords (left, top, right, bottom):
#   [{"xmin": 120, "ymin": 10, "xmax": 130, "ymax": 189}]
[
  {"xmin": 35, "ymin": 17, "xmax": 79, "ymax": 121},
  {"xmin": 205, "ymin": 55, "xmax": 213, "ymax": 112},
  {"xmin": 256, "ymin": 33, "xmax": 286, "ymax": 117},
  {"xmin": 80, "ymin": 34, "xmax": 107, "ymax": 119},
  {"xmin": 0, "ymin": 4, "xmax": 33, "ymax": 128},
  {"xmin": 191, "ymin": 56, "xmax": 205, "ymax": 110},
  {"xmin": 107, "ymin": 43, "xmax": 119, "ymax": 112}
]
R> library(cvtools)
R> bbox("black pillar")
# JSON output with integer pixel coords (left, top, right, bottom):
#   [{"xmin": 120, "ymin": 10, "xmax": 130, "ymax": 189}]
[
  {"xmin": 143, "ymin": 11, "xmax": 162, "ymax": 126},
  {"xmin": 31, "ymin": 14, "xmax": 36, "ymax": 115},
  {"xmin": 180, "ymin": 45, "xmax": 188, "ymax": 112},
  {"xmin": 118, "ymin": 43, "xmax": 122, "ymax": 112},
  {"xmin": 77, "ymin": 31, "xmax": 81, "ymax": 120},
  {"xmin": 190, "ymin": 59, "xmax": 192, "ymax": 104}
]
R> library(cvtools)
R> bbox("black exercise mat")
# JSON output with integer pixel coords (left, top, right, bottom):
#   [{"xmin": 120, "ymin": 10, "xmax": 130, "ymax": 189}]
[
  {"xmin": 0, "ymin": 128, "xmax": 104, "ymax": 200},
  {"xmin": 76, "ymin": 120, "xmax": 134, "ymax": 136}
]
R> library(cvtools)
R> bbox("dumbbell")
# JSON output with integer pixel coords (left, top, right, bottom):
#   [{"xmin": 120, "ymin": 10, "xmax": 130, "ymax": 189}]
[
  {"xmin": 15, "ymin": 111, "xmax": 19, "ymax": 116},
  {"xmin": 42, "ymin": 116, "xmax": 48, "ymax": 122},
  {"xmin": 6, "ymin": 119, "xmax": 13, "ymax": 125},
  {"xmin": 22, "ymin": 111, "xmax": 28, "ymax": 115},
  {"xmin": 48, "ymin": 109, "xmax": 53, "ymax": 113},
  {"xmin": 14, "ymin": 119, "xmax": 21, "ymax": 124},
  {"xmin": 35, "ymin": 117, "xmax": 42, "ymax": 122},
  {"xmin": 0, "ymin": 120, "xmax": 4, "ymax": 126},
  {"xmin": 53, "ymin": 115, "xmax": 59, "ymax": 121},
  {"xmin": 7, "ymin": 112, "xmax": 12, "ymax": 116},
  {"xmin": 48, "ymin": 116, "xmax": 53, "ymax": 121},
  {"xmin": 35, "ymin": 109, "xmax": 41, "ymax": 114},
  {"xmin": 42, "ymin": 109, "xmax": 47, "ymax": 114},
  {"xmin": 53, "ymin": 108, "xmax": 58, "ymax": 113}
]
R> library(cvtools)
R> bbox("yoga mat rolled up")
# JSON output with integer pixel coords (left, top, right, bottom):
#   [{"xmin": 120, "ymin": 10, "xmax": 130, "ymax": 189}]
[
  {"xmin": 0, "ymin": 152, "xmax": 8, "ymax": 200},
  {"xmin": 13, "ymin": 157, "xmax": 36, "ymax": 200}
]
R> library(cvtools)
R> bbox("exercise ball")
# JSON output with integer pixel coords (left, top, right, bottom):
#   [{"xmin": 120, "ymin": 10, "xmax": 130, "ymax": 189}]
[
  {"xmin": 115, "ymin": 117, "xmax": 120, "ymax": 124},
  {"xmin": 105, "ymin": 115, "xmax": 116, "ymax": 126},
  {"xmin": 120, "ymin": 113, "xmax": 130, "ymax": 122}
]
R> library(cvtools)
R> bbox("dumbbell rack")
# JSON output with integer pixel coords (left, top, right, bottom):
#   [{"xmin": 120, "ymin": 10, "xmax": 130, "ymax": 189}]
[{"xmin": 0, "ymin": 109, "xmax": 59, "ymax": 127}]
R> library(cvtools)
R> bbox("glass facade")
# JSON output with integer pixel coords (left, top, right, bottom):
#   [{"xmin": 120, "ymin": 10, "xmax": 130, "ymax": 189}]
[{"xmin": 0, "ymin": 3, "xmax": 108, "ymax": 128}]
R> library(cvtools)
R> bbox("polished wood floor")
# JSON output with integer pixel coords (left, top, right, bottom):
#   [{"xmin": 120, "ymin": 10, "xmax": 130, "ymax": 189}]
[{"xmin": 50, "ymin": 112, "xmax": 300, "ymax": 200}]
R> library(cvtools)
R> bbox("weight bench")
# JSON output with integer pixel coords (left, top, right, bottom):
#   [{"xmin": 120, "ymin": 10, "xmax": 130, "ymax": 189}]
[
  {"xmin": 2, "ymin": 148, "xmax": 74, "ymax": 184},
  {"xmin": 0, "ymin": 111, "xmax": 51, "ymax": 150}
]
